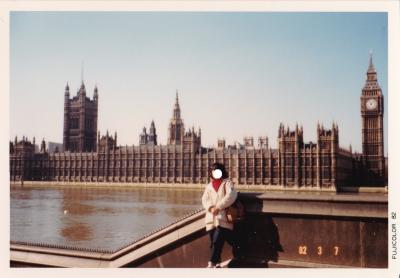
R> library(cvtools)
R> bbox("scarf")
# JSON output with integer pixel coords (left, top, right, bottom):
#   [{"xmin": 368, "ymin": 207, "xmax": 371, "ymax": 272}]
[{"xmin": 212, "ymin": 179, "xmax": 223, "ymax": 192}]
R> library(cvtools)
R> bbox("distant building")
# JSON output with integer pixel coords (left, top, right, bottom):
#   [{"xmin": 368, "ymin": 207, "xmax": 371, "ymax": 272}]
[
  {"xmin": 139, "ymin": 127, "xmax": 148, "ymax": 145},
  {"xmin": 139, "ymin": 121, "xmax": 158, "ymax": 146},
  {"xmin": 217, "ymin": 139, "xmax": 226, "ymax": 149},
  {"xmin": 48, "ymin": 142, "xmax": 63, "ymax": 153},
  {"xmin": 63, "ymin": 81, "xmax": 98, "ymax": 152},
  {"xmin": 9, "ymin": 55, "xmax": 386, "ymax": 188},
  {"xmin": 243, "ymin": 137, "xmax": 254, "ymax": 149},
  {"xmin": 97, "ymin": 131, "xmax": 117, "ymax": 153},
  {"xmin": 258, "ymin": 137, "xmax": 268, "ymax": 149}
]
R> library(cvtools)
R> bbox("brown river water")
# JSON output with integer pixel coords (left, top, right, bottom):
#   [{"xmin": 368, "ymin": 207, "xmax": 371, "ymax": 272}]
[{"xmin": 10, "ymin": 186, "xmax": 203, "ymax": 251}]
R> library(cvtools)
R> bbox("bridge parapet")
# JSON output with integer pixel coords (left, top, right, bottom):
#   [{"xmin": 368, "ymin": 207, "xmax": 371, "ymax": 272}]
[{"xmin": 11, "ymin": 192, "xmax": 387, "ymax": 268}]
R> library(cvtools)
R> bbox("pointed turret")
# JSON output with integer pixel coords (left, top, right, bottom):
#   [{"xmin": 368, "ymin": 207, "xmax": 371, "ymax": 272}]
[
  {"xmin": 278, "ymin": 123, "xmax": 284, "ymax": 138},
  {"xmin": 147, "ymin": 120, "xmax": 157, "ymax": 146},
  {"xmin": 139, "ymin": 127, "xmax": 148, "ymax": 145},
  {"xmin": 97, "ymin": 131, "xmax": 100, "ymax": 146},
  {"xmin": 367, "ymin": 50, "xmax": 376, "ymax": 74},
  {"xmin": 94, "ymin": 84, "xmax": 98, "ymax": 101},
  {"xmin": 363, "ymin": 51, "xmax": 380, "ymax": 91},
  {"xmin": 40, "ymin": 138, "xmax": 46, "ymax": 153},
  {"xmin": 65, "ymin": 82, "xmax": 70, "ymax": 96}
]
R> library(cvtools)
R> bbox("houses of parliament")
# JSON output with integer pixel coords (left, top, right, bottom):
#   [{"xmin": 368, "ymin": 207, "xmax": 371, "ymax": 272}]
[{"xmin": 9, "ymin": 55, "xmax": 387, "ymax": 190}]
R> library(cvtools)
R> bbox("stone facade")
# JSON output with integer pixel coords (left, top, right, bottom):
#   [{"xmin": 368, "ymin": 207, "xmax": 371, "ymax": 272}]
[
  {"xmin": 9, "ymin": 56, "xmax": 386, "ymax": 189},
  {"xmin": 139, "ymin": 121, "xmax": 158, "ymax": 146},
  {"xmin": 63, "ymin": 82, "xmax": 98, "ymax": 152}
]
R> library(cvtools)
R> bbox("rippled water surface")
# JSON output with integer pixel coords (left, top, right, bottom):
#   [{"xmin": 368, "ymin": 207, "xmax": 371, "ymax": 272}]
[{"xmin": 10, "ymin": 186, "xmax": 203, "ymax": 251}]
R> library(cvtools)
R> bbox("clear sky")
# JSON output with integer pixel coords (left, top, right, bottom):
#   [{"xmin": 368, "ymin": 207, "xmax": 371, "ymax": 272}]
[{"xmin": 10, "ymin": 12, "xmax": 388, "ymax": 154}]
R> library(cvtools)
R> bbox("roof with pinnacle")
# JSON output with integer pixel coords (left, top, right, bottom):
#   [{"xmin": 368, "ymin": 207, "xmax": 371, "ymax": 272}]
[{"xmin": 363, "ymin": 53, "xmax": 381, "ymax": 91}]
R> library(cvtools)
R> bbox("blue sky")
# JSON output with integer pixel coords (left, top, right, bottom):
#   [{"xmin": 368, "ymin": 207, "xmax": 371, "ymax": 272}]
[{"xmin": 10, "ymin": 12, "xmax": 388, "ymax": 153}]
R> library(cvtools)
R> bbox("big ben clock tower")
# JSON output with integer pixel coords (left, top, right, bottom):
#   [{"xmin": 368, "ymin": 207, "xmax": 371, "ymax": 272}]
[{"xmin": 361, "ymin": 53, "xmax": 385, "ymax": 183}]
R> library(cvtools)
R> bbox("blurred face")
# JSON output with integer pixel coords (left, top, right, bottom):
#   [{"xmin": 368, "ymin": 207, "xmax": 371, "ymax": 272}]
[{"xmin": 211, "ymin": 169, "xmax": 223, "ymax": 180}]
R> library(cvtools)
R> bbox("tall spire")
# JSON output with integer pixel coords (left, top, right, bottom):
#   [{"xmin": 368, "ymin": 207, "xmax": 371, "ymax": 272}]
[
  {"xmin": 168, "ymin": 91, "xmax": 184, "ymax": 145},
  {"xmin": 364, "ymin": 51, "xmax": 380, "ymax": 90},
  {"xmin": 175, "ymin": 90, "xmax": 179, "ymax": 106},
  {"xmin": 173, "ymin": 90, "xmax": 181, "ymax": 119},
  {"xmin": 78, "ymin": 61, "xmax": 86, "ymax": 96},
  {"xmin": 368, "ymin": 49, "xmax": 376, "ymax": 73},
  {"xmin": 81, "ymin": 60, "xmax": 84, "ymax": 86}
]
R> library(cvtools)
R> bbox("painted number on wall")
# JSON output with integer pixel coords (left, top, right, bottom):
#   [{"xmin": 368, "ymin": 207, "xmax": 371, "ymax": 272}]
[
  {"xmin": 298, "ymin": 246, "xmax": 307, "ymax": 255},
  {"xmin": 297, "ymin": 246, "xmax": 340, "ymax": 256},
  {"xmin": 334, "ymin": 246, "xmax": 339, "ymax": 256}
]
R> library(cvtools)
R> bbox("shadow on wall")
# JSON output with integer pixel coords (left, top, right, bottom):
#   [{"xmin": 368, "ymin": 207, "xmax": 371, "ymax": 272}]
[
  {"xmin": 227, "ymin": 195, "xmax": 284, "ymax": 268},
  {"xmin": 228, "ymin": 216, "xmax": 283, "ymax": 268}
]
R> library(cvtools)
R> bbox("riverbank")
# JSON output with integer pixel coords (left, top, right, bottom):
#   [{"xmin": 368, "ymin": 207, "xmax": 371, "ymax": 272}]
[
  {"xmin": 10, "ymin": 181, "xmax": 387, "ymax": 193},
  {"xmin": 10, "ymin": 180, "xmax": 329, "ymax": 192}
]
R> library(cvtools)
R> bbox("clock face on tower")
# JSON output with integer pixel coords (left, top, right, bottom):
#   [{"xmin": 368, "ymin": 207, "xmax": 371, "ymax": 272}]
[{"xmin": 366, "ymin": 99, "xmax": 377, "ymax": 110}]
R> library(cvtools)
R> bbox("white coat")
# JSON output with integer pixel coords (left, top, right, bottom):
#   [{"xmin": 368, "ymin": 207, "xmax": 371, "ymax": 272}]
[{"xmin": 201, "ymin": 179, "xmax": 238, "ymax": 231}]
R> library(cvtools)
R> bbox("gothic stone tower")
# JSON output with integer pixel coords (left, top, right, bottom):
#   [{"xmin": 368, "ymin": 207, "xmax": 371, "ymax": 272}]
[
  {"xmin": 139, "ymin": 121, "xmax": 157, "ymax": 146},
  {"xmin": 277, "ymin": 124, "xmax": 304, "ymax": 186},
  {"xmin": 148, "ymin": 120, "xmax": 158, "ymax": 146},
  {"xmin": 317, "ymin": 122, "xmax": 339, "ymax": 188},
  {"xmin": 63, "ymin": 82, "xmax": 98, "ymax": 152},
  {"xmin": 360, "ymin": 53, "xmax": 385, "ymax": 182},
  {"xmin": 168, "ymin": 92, "xmax": 184, "ymax": 145},
  {"xmin": 139, "ymin": 127, "xmax": 148, "ymax": 145}
]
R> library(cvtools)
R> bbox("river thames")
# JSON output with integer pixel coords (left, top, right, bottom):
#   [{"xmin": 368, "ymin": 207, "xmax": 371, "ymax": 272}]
[{"xmin": 10, "ymin": 186, "xmax": 203, "ymax": 251}]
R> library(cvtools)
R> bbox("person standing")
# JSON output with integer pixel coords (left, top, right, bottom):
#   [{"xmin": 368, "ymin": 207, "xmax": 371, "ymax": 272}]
[{"xmin": 202, "ymin": 162, "xmax": 238, "ymax": 268}]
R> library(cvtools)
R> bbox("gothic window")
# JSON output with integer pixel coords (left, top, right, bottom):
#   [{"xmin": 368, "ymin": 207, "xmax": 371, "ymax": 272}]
[
  {"xmin": 86, "ymin": 119, "xmax": 93, "ymax": 129},
  {"xmin": 184, "ymin": 168, "xmax": 190, "ymax": 177},
  {"xmin": 285, "ymin": 168, "xmax": 294, "ymax": 179},
  {"xmin": 70, "ymin": 118, "xmax": 79, "ymax": 129},
  {"xmin": 247, "ymin": 168, "xmax": 253, "ymax": 178},
  {"xmin": 322, "ymin": 156, "xmax": 331, "ymax": 165},
  {"xmin": 322, "ymin": 168, "xmax": 330, "ymax": 179}
]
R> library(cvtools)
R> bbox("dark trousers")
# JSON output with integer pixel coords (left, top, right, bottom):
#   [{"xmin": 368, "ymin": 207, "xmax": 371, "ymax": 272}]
[{"xmin": 208, "ymin": 226, "xmax": 238, "ymax": 264}]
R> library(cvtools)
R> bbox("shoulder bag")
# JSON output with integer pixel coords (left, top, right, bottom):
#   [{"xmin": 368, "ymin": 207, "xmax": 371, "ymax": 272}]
[{"xmin": 222, "ymin": 181, "xmax": 245, "ymax": 224}]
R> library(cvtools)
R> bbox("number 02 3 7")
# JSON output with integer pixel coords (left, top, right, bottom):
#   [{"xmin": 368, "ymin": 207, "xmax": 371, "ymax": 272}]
[{"xmin": 297, "ymin": 245, "xmax": 340, "ymax": 256}]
